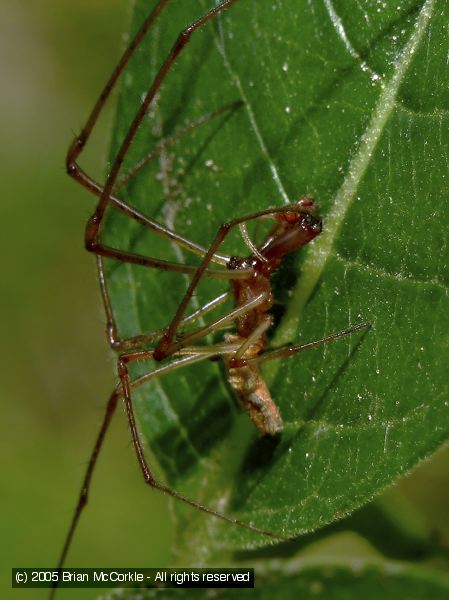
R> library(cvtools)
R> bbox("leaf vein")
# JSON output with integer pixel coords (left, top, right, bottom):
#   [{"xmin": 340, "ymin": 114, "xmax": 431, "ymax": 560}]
[
  {"xmin": 333, "ymin": 252, "xmax": 449, "ymax": 295},
  {"xmin": 272, "ymin": 0, "xmax": 438, "ymax": 351},
  {"xmin": 322, "ymin": 0, "xmax": 379, "ymax": 79},
  {"xmin": 213, "ymin": 9, "xmax": 291, "ymax": 206}
]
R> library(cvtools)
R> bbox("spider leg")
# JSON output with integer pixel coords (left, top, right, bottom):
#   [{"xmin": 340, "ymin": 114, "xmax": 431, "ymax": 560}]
[
  {"xmin": 66, "ymin": 0, "xmax": 170, "ymax": 172},
  {"xmin": 66, "ymin": 0, "xmax": 248, "ymax": 357},
  {"xmin": 162, "ymin": 292, "xmax": 270, "ymax": 355},
  {"xmin": 52, "ymin": 247, "xmax": 254, "ymax": 596},
  {"xmin": 86, "ymin": 238, "xmax": 251, "ymax": 278},
  {"xmin": 230, "ymin": 322, "xmax": 372, "ymax": 368},
  {"xmin": 155, "ymin": 204, "xmax": 320, "ymax": 360},
  {"xmin": 70, "ymin": 167, "xmax": 231, "ymax": 265},
  {"xmin": 239, "ymin": 222, "xmax": 268, "ymax": 263},
  {"xmin": 51, "ymin": 331, "xmax": 257, "ymax": 598},
  {"xmin": 50, "ymin": 389, "xmax": 119, "ymax": 600},
  {"xmin": 83, "ymin": 0, "xmax": 242, "ymax": 252},
  {"xmin": 99, "ymin": 251, "xmax": 231, "ymax": 350},
  {"xmin": 117, "ymin": 348, "xmax": 291, "ymax": 540},
  {"xmin": 67, "ymin": 0, "xmax": 243, "ymax": 268},
  {"xmin": 233, "ymin": 315, "xmax": 273, "ymax": 360},
  {"xmin": 95, "ymin": 246, "xmax": 252, "ymax": 354},
  {"xmin": 113, "ymin": 289, "xmax": 270, "ymax": 358},
  {"xmin": 116, "ymin": 100, "xmax": 243, "ymax": 190}
]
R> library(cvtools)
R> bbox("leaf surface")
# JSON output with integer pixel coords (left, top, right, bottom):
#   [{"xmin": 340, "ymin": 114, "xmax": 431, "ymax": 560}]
[{"xmin": 104, "ymin": 0, "xmax": 449, "ymax": 553}]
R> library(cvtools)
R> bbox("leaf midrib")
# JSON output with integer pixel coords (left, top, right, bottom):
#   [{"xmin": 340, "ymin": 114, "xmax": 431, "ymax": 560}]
[{"xmin": 269, "ymin": 0, "xmax": 436, "ymax": 357}]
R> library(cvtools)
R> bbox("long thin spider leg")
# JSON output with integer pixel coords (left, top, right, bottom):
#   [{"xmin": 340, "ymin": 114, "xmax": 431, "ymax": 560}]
[
  {"xmin": 127, "ymin": 349, "xmax": 234, "ymax": 389},
  {"xmin": 162, "ymin": 292, "xmax": 269, "ymax": 355},
  {"xmin": 231, "ymin": 322, "xmax": 372, "ymax": 368},
  {"xmin": 171, "ymin": 343, "xmax": 241, "ymax": 356},
  {"xmin": 92, "ymin": 241, "xmax": 253, "ymax": 279},
  {"xmin": 98, "ymin": 256, "xmax": 124, "ymax": 349},
  {"xmin": 86, "ymin": 0, "xmax": 241, "ymax": 246},
  {"xmin": 50, "ymin": 344, "xmax": 240, "ymax": 599},
  {"xmin": 116, "ymin": 100, "xmax": 243, "ymax": 190},
  {"xmin": 99, "ymin": 253, "xmax": 230, "ymax": 350},
  {"xmin": 233, "ymin": 315, "xmax": 273, "ymax": 360},
  {"xmin": 155, "ymin": 204, "xmax": 318, "ymax": 360},
  {"xmin": 72, "ymin": 169, "xmax": 231, "ymax": 265},
  {"xmin": 171, "ymin": 293, "xmax": 229, "ymax": 334},
  {"xmin": 66, "ymin": 0, "xmax": 171, "ymax": 171},
  {"xmin": 50, "ymin": 351, "xmax": 235, "ymax": 599},
  {"xmin": 50, "ymin": 390, "xmax": 119, "ymax": 600},
  {"xmin": 113, "ymin": 291, "xmax": 269, "ymax": 364},
  {"xmin": 66, "ymin": 0, "xmax": 232, "ymax": 267},
  {"xmin": 239, "ymin": 222, "xmax": 268, "ymax": 263},
  {"xmin": 118, "ymin": 350, "xmax": 292, "ymax": 541},
  {"xmin": 94, "ymin": 243, "xmax": 251, "ymax": 350}
]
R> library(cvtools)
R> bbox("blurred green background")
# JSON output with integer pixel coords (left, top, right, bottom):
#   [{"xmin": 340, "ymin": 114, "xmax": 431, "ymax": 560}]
[
  {"xmin": 1, "ymin": 2, "xmax": 173, "ymax": 599},
  {"xmin": 1, "ymin": 1, "xmax": 448, "ymax": 599}
]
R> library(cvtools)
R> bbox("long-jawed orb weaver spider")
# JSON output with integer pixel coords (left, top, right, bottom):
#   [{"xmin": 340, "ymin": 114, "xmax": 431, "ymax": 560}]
[{"xmin": 54, "ymin": 0, "xmax": 370, "ymax": 594}]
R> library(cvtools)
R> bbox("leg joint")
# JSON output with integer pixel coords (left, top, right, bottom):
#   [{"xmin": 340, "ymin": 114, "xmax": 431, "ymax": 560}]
[
  {"xmin": 85, "ymin": 214, "xmax": 101, "ymax": 252},
  {"xmin": 153, "ymin": 337, "xmax": 170, "ymax": 362},
  {"xmin": 85, "ymin": 237, "xmax": 98, "ymax": 253},
  {"xmin": 174, "ymin": 29, "xmax": 192, "ymax": 53},
  {"xmin": 66, "ymin": 160, "xmax": 77, "ymax": 177},
  {"xmin": 117, "ymin": 357, "xmax": 128, "ymax": 379}
]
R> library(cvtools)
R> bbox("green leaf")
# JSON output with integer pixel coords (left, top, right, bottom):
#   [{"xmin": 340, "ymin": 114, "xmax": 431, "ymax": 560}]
[
  {"xmin": 103, "ymin": 0, "xmax": 449, "ymax": 554},
  {"xmin": 101, "ymin": 563, "xmax": 449, "ymax": 600}
]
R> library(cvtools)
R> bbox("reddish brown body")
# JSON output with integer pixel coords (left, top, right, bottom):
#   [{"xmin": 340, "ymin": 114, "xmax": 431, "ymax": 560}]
[{"xmin": 224, "ymin": 198, "xmax": 322, "ymax": 436}]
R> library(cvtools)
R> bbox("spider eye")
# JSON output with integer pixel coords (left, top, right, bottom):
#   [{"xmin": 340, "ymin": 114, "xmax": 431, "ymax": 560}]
[
  {"xmin": 300, "ymin": 213, "xmax": 322, "ymax": 236},
  {"xmin": 227, "ymin": 256, "xmax": 241, "ymax": 270},
  {"xmin": 312, "ymin": 218, "xmax": 323, "ymax": 234}
]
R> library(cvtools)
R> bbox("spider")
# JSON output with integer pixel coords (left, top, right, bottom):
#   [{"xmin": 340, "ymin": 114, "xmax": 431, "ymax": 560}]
[{"xmin": 54, "ymin": 0, "xmax": 370, "ymax": 594}]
